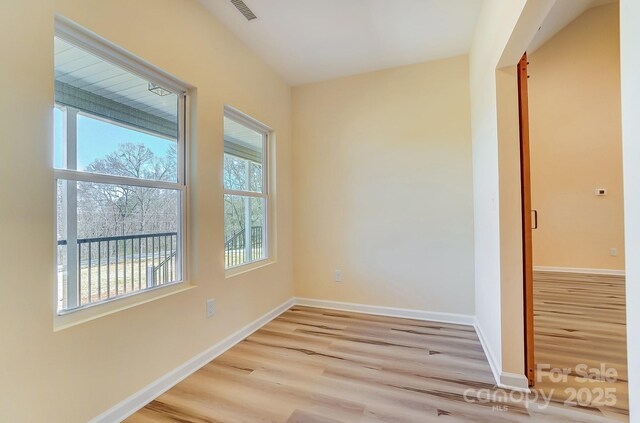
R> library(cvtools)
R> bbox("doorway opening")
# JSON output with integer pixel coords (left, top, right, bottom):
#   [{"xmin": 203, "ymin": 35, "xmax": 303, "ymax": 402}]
[{"xmin": 520, "ymin": 2, "xmax": 628, "ymax": 419}]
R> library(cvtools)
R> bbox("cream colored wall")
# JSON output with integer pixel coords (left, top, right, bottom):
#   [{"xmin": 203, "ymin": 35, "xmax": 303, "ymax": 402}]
[
  {"xmin": 292, "ymin": 57, "xmax": 475, "ymax": 315},
  {"xmin": 496, "ymin": 65, "xmax": 525, "ymax": 377},
  {"xmin": 620, "ymin": 0, "xmax": 640, "ymax": 420},
  {"xmin": 0, "ymin": 0, "xmax": 293, "ymax": 421},
  {"xmin": 470, "ymin": 0, "xmax": 559, "ymax": 385},
  {"xmin": 529, "ymin": 4, "xmax": 624, "ymax": 271},
  {"xmin": 474, "ymin": 0, "xmax": 625, "ymax": 387},
  {"xmin": 469, "ymin": 0, "xmax": 528, "ymax": 377}
]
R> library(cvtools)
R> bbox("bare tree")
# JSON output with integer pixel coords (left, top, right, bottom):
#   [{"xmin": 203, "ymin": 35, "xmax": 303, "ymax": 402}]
[{"xmin": 77, "ymin": 143, "xmax": 178, "ymax": 238}]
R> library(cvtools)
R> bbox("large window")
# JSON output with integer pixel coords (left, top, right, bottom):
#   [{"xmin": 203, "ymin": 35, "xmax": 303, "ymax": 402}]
[
  {"xmin": 223, "ymin": 110, "xmax": 270, "ymax": 269},
  {"xmin": 54, "ymin": 23, "xmax": 188, "ymax": 313}
]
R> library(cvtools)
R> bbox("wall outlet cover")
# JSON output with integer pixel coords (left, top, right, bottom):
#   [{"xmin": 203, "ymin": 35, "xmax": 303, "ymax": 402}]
[{"xmin": 206, "ymin": 299, "xmax": 216, "ymax": 317}]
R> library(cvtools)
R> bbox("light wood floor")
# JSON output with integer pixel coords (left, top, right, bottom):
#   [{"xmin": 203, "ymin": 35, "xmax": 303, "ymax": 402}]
[
  {"xmin": 534, "ymin": 271, "xmax": 628, "ymax": 421},
  {"xmin": 127, "ymin": 305, "xmax": 627, "ymax": 422}
]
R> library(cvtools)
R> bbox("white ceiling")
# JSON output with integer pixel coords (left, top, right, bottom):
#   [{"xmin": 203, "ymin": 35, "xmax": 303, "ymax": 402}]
[
  {"xmin": 528, "ymin": 0, "xmax": 617, "ymax": 53},
  {"xmin": 200, "ymin": 0, "xmax": 483, "ymax": 86}
]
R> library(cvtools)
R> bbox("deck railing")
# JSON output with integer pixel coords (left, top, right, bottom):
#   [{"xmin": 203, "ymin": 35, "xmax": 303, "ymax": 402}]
[
  {"xmin": 58, "ymin": 226, "xmax": 264, "ymax": 310},
  {"xmin": 225, "ymin": 226, "xmax": 263, "ymax": 268},
  {"xmin": 57, "ymin": 232, "xmax": 178, "ymax": 309}
]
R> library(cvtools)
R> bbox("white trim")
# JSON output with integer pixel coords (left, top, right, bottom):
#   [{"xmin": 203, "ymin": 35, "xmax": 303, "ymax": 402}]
[
  {"xmin": 224, "ymin": 105, "xmax": 272, "ymax": 133},
  {"xmin": 474, "ymin": 318, "xmax": 530, "ymax": 392},
  {"xmin": 225, "ymin": 258, "xmax": 274, "ymax": 278},
  {"xmin": 53, "ymin": 18, "xmax": 193, "ymax": 318},
  {"xmin": 499, "ymin": 372, "xmax": 530, "ymax": 392},
  {"xmin": 223, "ymin": 189, "xmax": 268, "ymax": 199},
  {"xmin": 296, "ymin": 297, "xmax": 526, "ymax": 390},
  {"xmin": 90, "ymin": 298, "xmax": 535, "ymax": 421},
  {"xmin": 533, "ymin": 266, "xmax": 625, "ymax": 276},
  {"xmin": 223, "ymin": 106, "xmax": 272, "ymax": 271},
  {"xmin": 54, "ymin": 169, "xmax": 185, "ymax": 192},
  {"xmin": 54, "ymin": 285, "xmax": 195, "ymax": 332},
  {"xmin": 473, "ymin": 319, "xmax": 501, "ymax": 386},
  {"xmin": 294, "ymin": 297, "xmax": 476, "ymax": 326},
  {"xmin": 55, "ymin": 16, "xmax": 191, "ymax": 94},
  {"xmin": 89, "ymin": 297, "xmax": 295, "ymax": 423}
]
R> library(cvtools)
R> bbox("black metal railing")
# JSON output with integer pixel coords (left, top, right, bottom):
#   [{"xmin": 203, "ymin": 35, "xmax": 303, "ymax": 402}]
[
  {"xmin": 58, "ymin": 232, "xmax": 178, "ymax": 309},
  {"xmin": 224, "ymin": 226, "xmax": 263, "ymax": 268}
]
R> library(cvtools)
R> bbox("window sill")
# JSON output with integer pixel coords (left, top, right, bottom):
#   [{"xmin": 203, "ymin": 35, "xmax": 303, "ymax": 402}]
[
  {"xmin": 225, "ymin": 258, "xmax": 275, "ymax": 278},
  {"xmin": 53, "ymin": 282, "xmax": 196, "ymax": 331}
]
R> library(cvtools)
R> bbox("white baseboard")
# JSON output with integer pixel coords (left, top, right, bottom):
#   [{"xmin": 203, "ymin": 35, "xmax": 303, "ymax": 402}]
[
  {"xmin": 534, "ymin": 266, "xmax": 625, "ymax": 276},
  {"xmin": 89, "ymin": 297, "xmax": 296, "ymax": 423},
  {"xmin": 91, "ymin": 297, "xmax": 526, "ymax": 422},
  {"xmin": 294, "ymin": 297, "xmax": 476, "ymax": 326},
  {"xmin": 500, "ymin": 372, "xmax": 530, "ymax": 392},
  {"xmin": 296, "ymin": 299, "xmax": 530, "ymax": 389},
  {"xmin": 474, "ymin": 319, "xmax": 530, "ymax": 392},
  {"xmin": 473, "ymin": 319, "xmax": 501, "ymax": 386}
]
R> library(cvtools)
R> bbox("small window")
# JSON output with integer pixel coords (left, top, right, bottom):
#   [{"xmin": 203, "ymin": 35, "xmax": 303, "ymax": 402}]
[
  {"xmin": 223, "ymin": 110, "xmax": 270, "ymax": 269},
  {"xmin": 54, "ymin": 24, "xmax": 188, "ymax": 313}
]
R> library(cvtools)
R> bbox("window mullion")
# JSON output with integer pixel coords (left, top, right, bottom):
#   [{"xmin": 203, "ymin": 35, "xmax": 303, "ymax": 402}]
[
  {"xmin": 177, "ymin": 94, "xmax": 186, "ymax": 186},
  {"xmin": 54, "ymin": 168, "xmax": 184, "ymax": 191},
  {"xmin": 64, "ymin": 108, "xmax": 79, "ymax": 309},
  {"xmin": 262, "ymin": 133, "xmax": 268, "ymax": 195},
  {"xmin": 223, "ymin": 189, "xmax": 266, "ymax": 199},
  {"xmin": 244, "ymin": 159, "xmax": 252, "ymax": 262}
]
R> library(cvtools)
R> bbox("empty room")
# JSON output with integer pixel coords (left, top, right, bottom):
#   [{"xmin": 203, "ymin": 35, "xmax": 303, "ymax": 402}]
[{"xmin": 1, "ymin": 1, "xmax": 639, "ymax": 422}]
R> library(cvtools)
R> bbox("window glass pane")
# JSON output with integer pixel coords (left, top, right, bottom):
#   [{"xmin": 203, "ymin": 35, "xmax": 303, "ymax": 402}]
[
  {"xmin": 56, "ymin": 179, "xmax": 66, "ymax": 310},
  {"xmin": 77, "ymin": 114, "xmax": 178, "ymax": 182},
  {"xmin": 54, "ymin": 35, "xmax": 179, "ymax": 176},
  {"xmin": 54, "ymin": 107, "xmax": 64, "ymax": 168},
  {"xmin": 249, "ymin": 196, "xmax": 266, "ymax": 262},
  {"xmin": 57, "ymin": 180, "xmax": 180, "ymax": 311},
  {"xmin": 249, "ymin": 161, "xmax": 263, "ymax": 193},
  {"xmin": 224, "ymin": 154, "xmax": 248, "ymax": 191},
  {"xmin": 224, "ymin": 194, "xmax": 266, "ymax": 268},
  {"xmin": 223, "ymin": 116, "xmax": 263, "ymax": 193}
]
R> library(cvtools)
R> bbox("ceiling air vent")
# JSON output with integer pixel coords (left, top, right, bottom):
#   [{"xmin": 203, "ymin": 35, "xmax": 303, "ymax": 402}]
[{"xmin": 231, "ymin": 0, "xmax": 257, "ymax": 21}]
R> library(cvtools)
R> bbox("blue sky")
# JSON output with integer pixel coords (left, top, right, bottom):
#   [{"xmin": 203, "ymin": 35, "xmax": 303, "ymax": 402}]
[{"xmin": 54, "ymin": 108, "xmax": 174, "ymax": 170}]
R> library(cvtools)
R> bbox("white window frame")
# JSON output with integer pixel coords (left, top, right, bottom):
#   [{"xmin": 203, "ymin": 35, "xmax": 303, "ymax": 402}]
[
  {"xmin": 54, "ymin": 17, "xmax": 190, "ymax": 315},
  {"xmin": 223, "ymin": 106, "xmax": 271, "ymax": 272}
]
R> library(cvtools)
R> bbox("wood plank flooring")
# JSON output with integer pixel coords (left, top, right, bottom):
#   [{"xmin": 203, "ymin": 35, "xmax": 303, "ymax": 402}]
[
  {"xmin": 127, "ymin": 304, "xmax": 628, "ymax": 422},
  {"xmin": 533, "ymin": 271, "xmax": 628, "ymax": 421}
]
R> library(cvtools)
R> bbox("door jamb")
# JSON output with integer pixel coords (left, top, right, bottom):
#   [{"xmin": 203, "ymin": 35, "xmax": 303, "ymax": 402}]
[{"xmin": 518, "ymin": 52, "xmax": 536, "ymax": 387}]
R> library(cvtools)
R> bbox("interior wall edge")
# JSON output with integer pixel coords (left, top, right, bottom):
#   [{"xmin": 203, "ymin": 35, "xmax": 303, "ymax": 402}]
[
  {"xmin": 620, "ymin": 0, "xmax": 640, "ymax": 421},
  {"xmin": 474, "ymin": 317, "xmax": 502, "ymax": 387}
]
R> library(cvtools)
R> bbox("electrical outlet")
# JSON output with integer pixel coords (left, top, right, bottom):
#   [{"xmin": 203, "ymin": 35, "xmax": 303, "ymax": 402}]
[
  {"xmin": 335, "ymin": 270, "xmax": 342, "ymax": 282},
  {"xmin": 206, "ymin": 299, "xmax": 216, "ymax": 318},
  {"xmin": 610, "ymin": 248, "xmax": 618, "ymax": 257}
]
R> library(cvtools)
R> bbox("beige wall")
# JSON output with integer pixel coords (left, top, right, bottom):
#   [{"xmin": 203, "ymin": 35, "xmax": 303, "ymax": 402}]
[
  {"xmin": 529, "ymin": 4, "xmax": 624, "ymax": 271},
  {"xmin": 468, "ymin": 0, "xmax": 528, "ymax": 379},
  {"xmin": 620, "ymin": 0, "xmax": 640, "ymax": 420},
  {"xmin": 292, "ymin": 57, "xmax": 475, "ymax": 315},
  {"xmin": 474, "ymin": 0, "xmax": 625, "ymax": 388},
  {"xmin": 0, "ymin": 0, "xmax": 293, "ymax": 421},
  {"xmin": 496, "ymin": 65, "xmax": 525, "ymax": 377}
]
